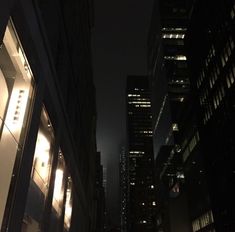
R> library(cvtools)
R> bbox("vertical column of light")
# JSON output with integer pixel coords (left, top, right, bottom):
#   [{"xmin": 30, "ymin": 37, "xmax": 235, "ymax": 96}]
[
  {"xmin": 52, "ymin": 151, "xmax": 66, "ymax": 216},
  {"xmin": 63, "ymin": 177, "xmax": 73, "ymax": 231}
]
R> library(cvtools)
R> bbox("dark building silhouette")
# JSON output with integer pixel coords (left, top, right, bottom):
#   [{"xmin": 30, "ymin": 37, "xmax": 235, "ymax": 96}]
[
  {"xmin": 95, "ymin": 152, "xmax": 105, "ymax": 232},
  {"xmin": 148, "ymin": 0, "xmax": 235, "ymax": 232},
  {"xmin": 0, "ymin": 0, "xmax": 99, "ymax": 232},
  {"xmin": 126, "ymin": 76, "xmax": 156, "ymax": 232},
  {"xmin": 148, "ymin": 0, "xmax": 193, "ymax": 160},
  {"xmin": 186, "ymin": 0, "xmax": 235, "ymax": 231},
  {"xmin": 148, "ymin": 0, "xmax": 196, "ymax": 231}
]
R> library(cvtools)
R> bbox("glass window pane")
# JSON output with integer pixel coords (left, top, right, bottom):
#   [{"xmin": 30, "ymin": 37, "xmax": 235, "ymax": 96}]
[
  {"xmin": 23, "ymin": 108, "xmax": 54, "ymax": 231},
  {"xmin": 0, "ymin": 19, "xmax": 34, "ymax": 227}
]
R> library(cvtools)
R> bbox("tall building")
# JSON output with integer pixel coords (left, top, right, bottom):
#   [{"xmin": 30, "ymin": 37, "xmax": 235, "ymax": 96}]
[
  {"xmin": 126, "ymin": 76, "xmax": 156, "ymax": 232},
  {"xmin": 0, "ymin": 0, "xmax": 98, "ymax": 231},
  {"xmin": 148, "ymin": 0, "xmax": 193, "ymax": 160},
  {"xmin": 186, "ymin": 0, "xmax": 235, "ymax": 231},
  {"xmin": 148, "ymin": 1, "xmax": 197, "ymax": 231},
  {"xmin": 120, "ymin": 147, "xmax": 128, "ymax": 232}
]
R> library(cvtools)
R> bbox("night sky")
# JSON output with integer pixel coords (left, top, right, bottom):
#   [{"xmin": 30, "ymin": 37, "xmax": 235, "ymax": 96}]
[{"xmin": 92, "ymin": 0, "xmax": 154, "ymax": 227}]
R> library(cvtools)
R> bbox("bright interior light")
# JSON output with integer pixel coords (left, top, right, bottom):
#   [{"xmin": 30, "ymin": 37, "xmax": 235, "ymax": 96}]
[
  {"xmin": 64, "ymin": 188, "xmax": 73, "ymax": 229},
  {"xmin": 4, "ymin": 87, "xmax": 29, "ymax": 133},
  {"xmin": 32, "ymin": 131, "xmax": 50, "ymax": 189},
  {"xmin": 0, "ymin": 69, "xmax": 9, "ymax": 128},
  {"xmin": 54, "ymin": 169, "xmax": 64, "ymax": 201}
]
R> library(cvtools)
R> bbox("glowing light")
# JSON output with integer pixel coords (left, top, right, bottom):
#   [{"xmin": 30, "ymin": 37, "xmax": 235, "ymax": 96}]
[
  {"xmin": 4, "ymin": 88, "xmax": 29, "ymax": 133},
  {"xmin": 54, "ymin": 169, "xmax": 64, "ymax": 201},
  {"xmin": 64, "ymin": 187, "xmax": 73, "ymax": 229},
  {"xmin": 32, "ymin": 131, "xmax": 51, "ymax": 191}
]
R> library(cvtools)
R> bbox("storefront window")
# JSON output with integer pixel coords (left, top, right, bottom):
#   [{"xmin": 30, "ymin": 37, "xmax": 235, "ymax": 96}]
[
  {"xmin": 64, "ymin": 177, "xmax": 73, "ymax": 231},
  {"xmin": 23, "ymin": 109, "xmax": 54, "ymax": 231},
  {"xmin": 0, "ymin": 19, "xmax": 34, "ymax": 227},
  {"xmin": 52, "ymin": 151, "xmax": 66, "ymax": 216}
]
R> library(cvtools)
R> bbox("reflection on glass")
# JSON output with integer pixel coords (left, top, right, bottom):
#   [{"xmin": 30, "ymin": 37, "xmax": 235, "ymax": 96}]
[
  {"xmin": 23, "ymin": 109, "xmax": 54, "ymax": 231},
  {"xmin": 31, "ymin": 130, "xmax": 51, "ymax": 194},
  {"xmin": 52, "ymin": 152, "xmax": 65, "ymax": 216},
  {"xmin": 64, "ymin": 178, "xmax": 73, "ymax": 231},
  {"xmin": 0, "ymin": 19, "xmax": 34, "ymax": 227}
]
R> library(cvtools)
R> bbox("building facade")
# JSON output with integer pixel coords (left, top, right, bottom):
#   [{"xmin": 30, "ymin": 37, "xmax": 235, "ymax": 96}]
[
  {"xmin": 0, "ymin": 0, "xmax": 98, "ymax": 231},
  {"xmin": 186, "ymin": 0, "xmax": 235, "ymax": 231},
  {"xmin": 126, "ymin": 76, "xmax": 156, "ymax": 232},
  {"xmin": 148, "ymin": 1, "xmax": 203, "ymax": 232}
]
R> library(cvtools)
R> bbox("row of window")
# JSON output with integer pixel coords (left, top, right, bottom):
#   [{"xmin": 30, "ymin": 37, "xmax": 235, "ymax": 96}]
[
  {"xmin": 182, "ymin": 131, "xmax": 200, "ymax": 163},
  {"xmin": 209, "ymin": 64, "xmax": 220, "ymax": 88},
  {"xmin": 226, "ymin": 64, "xmax": 235, "ymax": 88},
  {"xmin": 128, "ymin": 101, "xmax": 151, "ymax": 104},
  {"xmin": 221, "ymin": 36, "xmax": 234, "ymax": 67},
  {"xmin": 162, "ymin": 33, "xmax": 185, "ymax": 39},
  {"xmin": 192, "ymin": 210, "xmax": 214, "ymax": 232},
  {"xmin": 197, "ymin": 46, "xmax": 218, "ymax": 89},
  {"xmin": 164, "ymin": 55, "xmax": 187, "ymax": 60}
]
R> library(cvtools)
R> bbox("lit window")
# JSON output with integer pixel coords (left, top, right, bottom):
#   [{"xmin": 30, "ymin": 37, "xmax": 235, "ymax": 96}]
[
  {"xmin": 227, "ymin": 75, "xmax": 231, "ymax": 88},
  {"xmin": 64, "ymin": 178, "xmax": 73, "ymax": 230},
  {"xmin": 172, "ymin": 123, "xmax": 179, "ymax": 131},
  {"xmin": 152, "ymin": 201, "xmax": 156, "ymax": 206},
  {"xmin": 231, "ymin": 7, "xmax": 235, "ymax": 19},
  {"xmin": 230, "ymin": 69, "xmax": 234, "ymax": 84},
  {"xmin": 164, "ymin": 55, "xmax": 187, "ymax": 60},
  {"xmin": 221, "ymin": 55, "xmax": 225, "ymax": 67},
  {"xmin": 161, "ymin": 27, "xmax": 187, "ymax": 32},
  {"xmin": 162, "ymin": 33, "xmax": 185, "ymax": 39}
]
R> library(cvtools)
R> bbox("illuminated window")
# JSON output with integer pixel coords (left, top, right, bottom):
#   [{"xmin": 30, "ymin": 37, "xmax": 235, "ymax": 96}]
[
  {"xmin": 229, "ymin": 69, "xmax": 234, "ymax": 84},
  {"xmin": 162, "ymin": 27, "xmax": 187, "ymax": 32},
  {"xmin": 172, "ymin": 123, "xmax": 179, "ymax": 131},
  {"xmin": 52, "ymin": 151, "xmax": 66, "ymax": 215},
  {"xmin": 0, "ymin": 19, "xmax": 35, "ymax": 226},
  {"xmin": 164, "ymin": 55, "xmax": 187, "ymax": 60},
  {"xmin": 231, "ymin": 6, "xmax": 235, "ymax": 19},
  {"xmin": 162, "ymin": 33, "xmax": 185, "ymax": 39},
  {"xmin": 23, "ymin": 108, "xmax": 54, "ymax": 230},
  {"xmin": 31, "ymin": 129, "xmax": 52, "ymax": 194},
  {"xmin": 227, "ymin": 75, "xmax": 231, "ymax": 88},
  {"xmin": 64, "ymin": 177, "xmax": 73, "ymax": 231}
]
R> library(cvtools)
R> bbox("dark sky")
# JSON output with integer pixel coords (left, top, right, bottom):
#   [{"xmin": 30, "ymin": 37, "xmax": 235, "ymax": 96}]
[{"xmin": 92, "ymin": 0, "xmax": 154, "ymax": 227}]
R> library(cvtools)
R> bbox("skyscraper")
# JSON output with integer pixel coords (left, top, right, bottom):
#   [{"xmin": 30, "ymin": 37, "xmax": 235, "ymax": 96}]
[
  {"xmin": 126, "ymin": 76, "xmax": 156, "ymax": 232},
  {"xmin": 148, "ymin": 1, "xmax": 197, "ymax": 231},
  {"xmin": 186, "ymin": 0, "xmax": 235, "ymax": 230}
]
